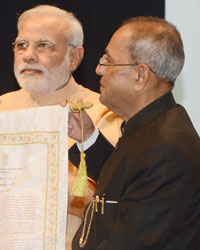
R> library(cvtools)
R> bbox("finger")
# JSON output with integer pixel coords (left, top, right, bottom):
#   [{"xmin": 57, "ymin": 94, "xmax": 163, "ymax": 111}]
[
  {"xmin": 82, "ymin": 109, "xmax": 92, "ymax": 121},
  {"xmin": 59, "ymin": 98, "xmax": 68, "ymax": 107},
  {"xmin": 76, "ymin": 98, "xmax": 83, "ymax": 103}
]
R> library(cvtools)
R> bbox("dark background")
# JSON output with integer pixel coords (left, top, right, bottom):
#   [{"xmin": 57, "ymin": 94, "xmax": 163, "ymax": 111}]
[{"xmin": 0, "ymin": 0, "xmax": 164, "ymax": 95}]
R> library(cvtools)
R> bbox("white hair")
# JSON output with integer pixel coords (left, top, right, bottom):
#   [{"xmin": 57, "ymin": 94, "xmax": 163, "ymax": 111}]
[
  {"xmin": 122, "ymin": 17, "xmax": 185, "ymax": 84},
  {"xmin": 17, "ymin": 5, "xmax": 84, "ymax": 46}
]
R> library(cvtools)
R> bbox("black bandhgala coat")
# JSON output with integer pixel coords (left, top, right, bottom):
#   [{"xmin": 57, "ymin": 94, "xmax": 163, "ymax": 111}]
[{"xmin": 69, "ymin": 91, "xmax": 200, "ymax": 250}]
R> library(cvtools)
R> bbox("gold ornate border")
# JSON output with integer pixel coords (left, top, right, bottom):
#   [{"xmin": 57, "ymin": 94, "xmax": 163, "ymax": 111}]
[{"xmin": 0, "ymin": 131, "xmax": 60, "ymax": 250}]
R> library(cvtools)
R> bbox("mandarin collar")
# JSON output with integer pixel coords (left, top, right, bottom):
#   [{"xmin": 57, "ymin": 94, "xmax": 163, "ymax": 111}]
[{"xmin": 122, "ymin": 91, "xmax": 177, "ymax": 137}]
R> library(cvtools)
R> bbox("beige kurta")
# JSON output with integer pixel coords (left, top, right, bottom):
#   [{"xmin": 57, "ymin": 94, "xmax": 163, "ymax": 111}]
[{"xmin": 0, "ymin": 77, "xmax": 123, "ymax": 249}]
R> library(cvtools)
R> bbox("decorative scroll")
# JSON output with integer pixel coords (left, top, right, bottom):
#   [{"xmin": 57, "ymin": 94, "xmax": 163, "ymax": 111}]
[{"xmin": 0, "ymin": 105, "xmax": 68, "ymax": 250}]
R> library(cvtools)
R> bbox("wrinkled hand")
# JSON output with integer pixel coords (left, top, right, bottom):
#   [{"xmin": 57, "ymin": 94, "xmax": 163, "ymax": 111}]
[{"xmin": 60, "ymin": 99, "xmax": 95, "ymax": 142}]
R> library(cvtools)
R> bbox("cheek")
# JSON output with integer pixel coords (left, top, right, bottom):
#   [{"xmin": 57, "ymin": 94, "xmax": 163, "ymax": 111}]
[
  {"xmin": 104, "ymin": 70, "xmax": 133, "ymax": 101},
  {"xmin": 14, "ymin": 54, "xmax": 21, "ymax": 69},
  {"xmin": 45, "ymin": 53, "xmax": 67, "ymax": 70},
  {"xmin": 50, "ymin": 48, "xmax": 68, "ymax": 67},
  {"xmin": 104, "ymin": 69, "xmax": 128, "ymax": 92},
  {"xmin": 101, "ymin": 77, "xmax": 122, "ymax": 105}
]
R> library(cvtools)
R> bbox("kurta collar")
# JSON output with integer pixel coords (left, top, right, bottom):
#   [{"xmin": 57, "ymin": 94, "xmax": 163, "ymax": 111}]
[
  {"xmin": 34, "ymin": 77, "xmax": 80, "ymax": 106},
  {"xmin": 123, "ymin": 91, "xmax": 177, "ymax": 137}
]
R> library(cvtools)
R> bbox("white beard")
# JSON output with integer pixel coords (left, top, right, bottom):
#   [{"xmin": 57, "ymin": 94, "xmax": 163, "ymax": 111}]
[{"xmin": 14, "ymin": 53, "xmax": 71, "ymax": 97}]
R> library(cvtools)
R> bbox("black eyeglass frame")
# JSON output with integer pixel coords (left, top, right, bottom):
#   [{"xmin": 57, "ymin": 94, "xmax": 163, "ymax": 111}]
[
  {"xmin": 98, "ymin": 54, "xmax": 156, "ymax": 74},
  {"xmin": 99, "ymin": 62, "xmax": 139, "ymax": 67}
]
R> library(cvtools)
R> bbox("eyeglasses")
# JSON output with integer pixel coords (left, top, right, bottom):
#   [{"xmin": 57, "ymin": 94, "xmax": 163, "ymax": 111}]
[
  {"xmin": 99, "ymin": 54, "xmax": 138, "ymax": 67},
  {"xmin": 99, "ymin": 54, "xmax": 155, "ymax": 74},
  {"xmin": 12, "ymin": 40, "xmax": 75, "ymax": 55}
]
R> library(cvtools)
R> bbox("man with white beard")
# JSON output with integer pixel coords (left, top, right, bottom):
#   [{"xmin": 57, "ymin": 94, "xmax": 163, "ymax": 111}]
[{"xmin": 0, "ymin": 5, "xmax": 122, "ymax": 250}]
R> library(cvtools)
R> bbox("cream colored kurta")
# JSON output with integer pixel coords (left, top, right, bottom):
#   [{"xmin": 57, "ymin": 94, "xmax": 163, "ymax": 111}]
[{"xmin": 0, "ymin": 77, "xmax": 123, "ymax": 249}]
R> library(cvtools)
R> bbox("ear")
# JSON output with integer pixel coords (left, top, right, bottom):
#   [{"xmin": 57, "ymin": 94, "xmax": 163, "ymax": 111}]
[
  {"xmin": 134, "ymin": 64, "xmax": 151, "ymax": 91},
  {"xmin": 69, "ymin": 46, "xmax": 84, "ymax": 72}
]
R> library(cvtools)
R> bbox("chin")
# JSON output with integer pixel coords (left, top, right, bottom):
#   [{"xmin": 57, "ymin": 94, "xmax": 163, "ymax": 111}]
[
  {"xmin": 99, "ymin": 95, "xmax": 109, "ymax": 108},
  {"xmin": 99, "ymin": 94, "xmax": 105, "ymax": 105}
]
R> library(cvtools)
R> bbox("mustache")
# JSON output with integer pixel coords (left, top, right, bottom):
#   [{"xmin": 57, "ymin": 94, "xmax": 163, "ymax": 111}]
[{"xmin": 16, "ymin": 64, "xmax": 48, "ymax": 74}]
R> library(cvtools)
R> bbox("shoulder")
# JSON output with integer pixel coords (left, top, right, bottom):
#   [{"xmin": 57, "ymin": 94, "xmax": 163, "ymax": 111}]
[
  {"xmin": 0, "ymin": 89, "xmax": 33, "ymax": 111},
  {"xmin": 73, "ymin": 84, "xmax": 100, "ymax": 103}
]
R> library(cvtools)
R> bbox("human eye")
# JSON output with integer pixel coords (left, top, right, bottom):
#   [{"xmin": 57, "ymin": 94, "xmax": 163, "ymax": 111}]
[
  {"xmin": 37, "ymin": 41, "xmax": 52, "ymax": 50},
  {"xmin": 14, "ymin": 41, "xmax": 28, "ymax": 51},
  {"xmin": 103, "ymin": 54, "xmax": 109, "ymax": 62},
  {"xmin": 104, "ymin": 53, "xmax": 114, "ymax": 65},
  {"xmin": 101, "ymin": 54, "xmax": 110, "ymax": 65}
]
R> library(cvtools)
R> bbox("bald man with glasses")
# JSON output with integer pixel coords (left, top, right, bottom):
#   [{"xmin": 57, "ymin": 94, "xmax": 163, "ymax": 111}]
[{"xmin": 68, "ymin": 16, "xmax": 200, "ymax": 250}]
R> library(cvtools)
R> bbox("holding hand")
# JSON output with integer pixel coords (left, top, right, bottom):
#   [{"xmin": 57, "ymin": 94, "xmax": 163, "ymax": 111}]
[{"xmin": 60, "ymin": 99, "xmax": 95, "ymax": 142}]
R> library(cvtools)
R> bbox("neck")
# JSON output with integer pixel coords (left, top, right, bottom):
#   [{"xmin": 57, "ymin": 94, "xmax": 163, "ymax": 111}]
[
  {"xmin": 28, "ymin": 76, "xmax": 78, "ymax": 106},
  {"xmin": 121, "ymin": 90, "xmax": 172, "ymax": 122}
]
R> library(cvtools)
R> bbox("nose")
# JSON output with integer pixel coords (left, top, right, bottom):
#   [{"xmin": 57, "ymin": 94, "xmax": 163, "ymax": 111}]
[
  {"xmin": 96, "ymin": 63, "xmax": 104, "ymax": 76},
  {"xmin": 22, "ymin": 45, "xmax": 38, "ymax": 64}
]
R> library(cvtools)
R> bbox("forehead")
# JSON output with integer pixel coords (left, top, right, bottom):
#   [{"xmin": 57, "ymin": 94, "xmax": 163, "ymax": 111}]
[
  {"xmin": 17, "ymin": 14, "xmax": 69, "ymax": 42},
  {"xmin": 106, "ymin": 26, "xmax": 132, "ymax": 59}
]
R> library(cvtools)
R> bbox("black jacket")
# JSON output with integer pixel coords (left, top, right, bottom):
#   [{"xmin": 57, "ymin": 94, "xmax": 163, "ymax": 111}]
[{"xmin": 69, "ymin": 92, "xmax": 200, "ymax": 250}]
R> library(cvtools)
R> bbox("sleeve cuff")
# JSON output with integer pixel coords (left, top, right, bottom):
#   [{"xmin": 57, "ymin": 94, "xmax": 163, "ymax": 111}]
[{"xmin": 76, "ymin": 128, "xmax": 99, "ymax": 152}]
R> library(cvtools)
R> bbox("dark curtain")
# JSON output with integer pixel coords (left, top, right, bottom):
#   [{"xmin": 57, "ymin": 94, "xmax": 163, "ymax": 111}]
[{"xmin": 0, "ymin": 0, "xmax": 165, "ymax": 95}]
